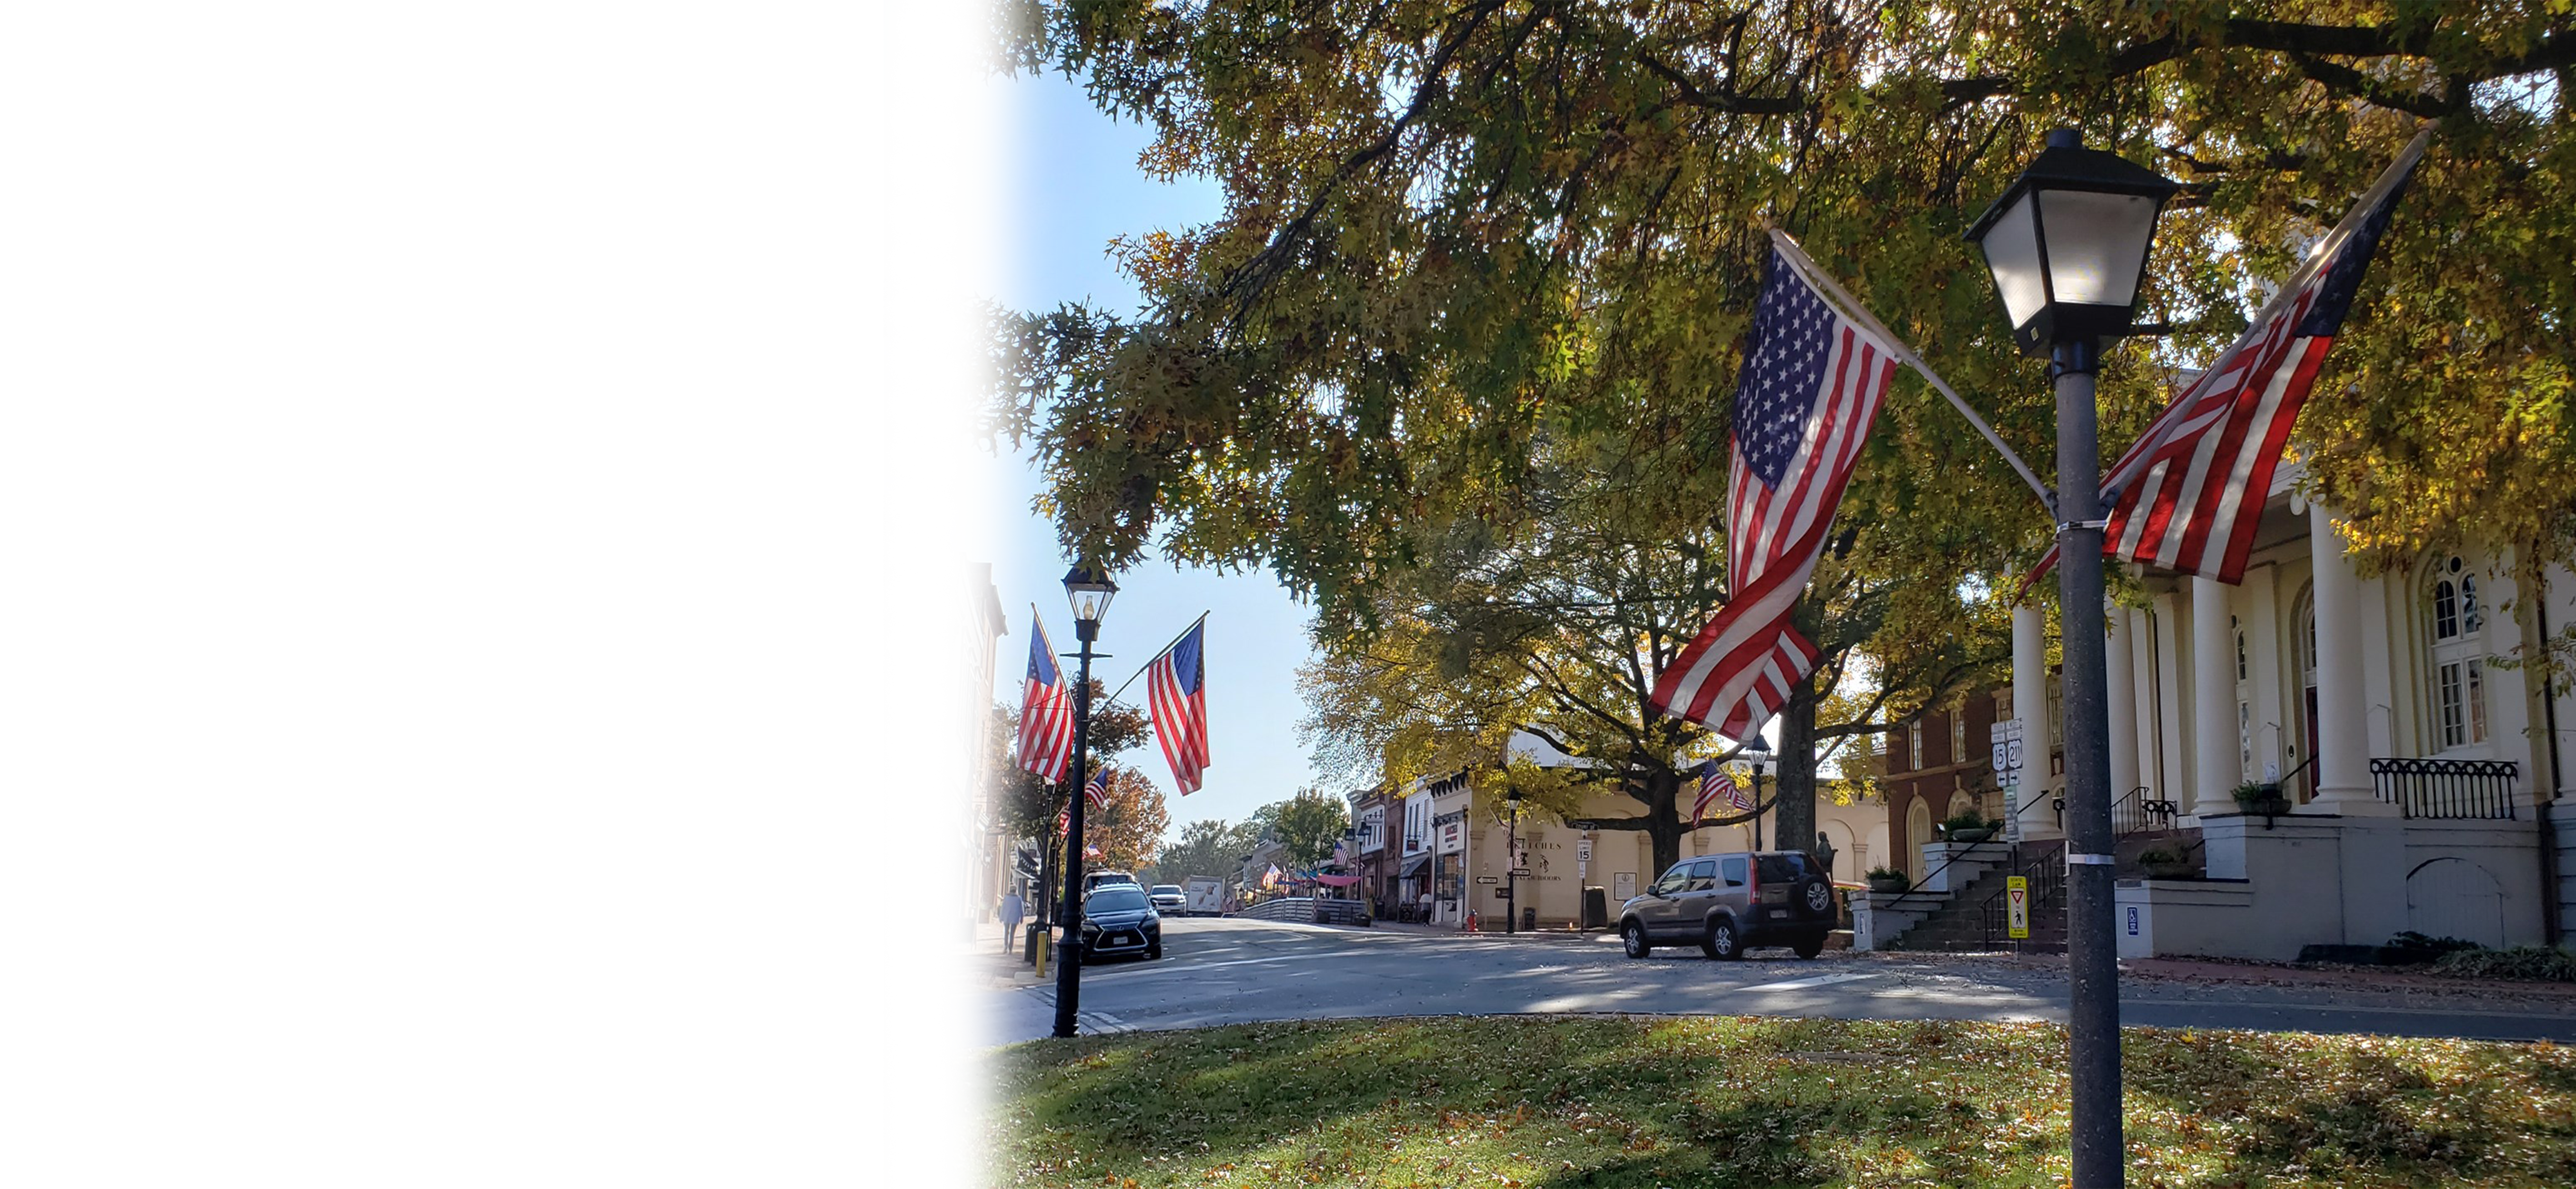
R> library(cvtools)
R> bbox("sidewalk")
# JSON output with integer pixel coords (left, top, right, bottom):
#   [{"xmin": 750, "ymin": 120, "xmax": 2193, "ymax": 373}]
[
  {"xmin": 963, "ymin": 916, "xmax": 1054, "ymax": 987},
  {"xmin": 948, "ymin": 983, "xmax": 1128, "ymax": 1050}
]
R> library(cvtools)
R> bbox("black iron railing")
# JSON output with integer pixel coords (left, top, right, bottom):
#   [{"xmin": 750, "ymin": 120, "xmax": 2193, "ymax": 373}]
[
  {"xmin": 2110, "ymin": 785, "xmax": 2179, "ymax": 837},
  {"xmin": 2369, "ymin": 757, "xmax": 2519, "ymax": 819},
  {"xmin": 1980, "ymin": 836, "xmax": 2069, "ymax": 950}
]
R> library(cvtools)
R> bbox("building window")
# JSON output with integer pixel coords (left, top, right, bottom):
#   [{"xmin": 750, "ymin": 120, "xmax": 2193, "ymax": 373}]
[
  {"xmin": 1907, "ymin": 721, "xmax": 1923, "ymax": 772},
  {"xmin": 1949, "ymin": 714, "xmax": 1965, "ymax": 767},
  {"xmin": 2427, "ymin": 555, "xmax": 2489, "ymax": 752}
]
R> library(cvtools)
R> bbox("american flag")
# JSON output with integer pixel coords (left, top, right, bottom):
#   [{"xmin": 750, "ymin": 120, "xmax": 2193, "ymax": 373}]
[
  {"xmin": 1691, "ymin": 761, "xmax": 1756, "ymax": 826},
  {"xmin": 1652, "ymin": 246, "xmax": 1900, "ymax": 738},
  {"xmin": 1056, "ymin": 804, "xmax": 1069, "ymax": 837},
  {"xmin": 1085, "ymin": 765, "xmax": 1114, "ymax": 810},
  {"xmin": 1147, "ymin": 620, "xmax": 1210, "ymax": 795},
  {"xmin": 1015, "ymin": 612, "xmax": 1075, "ymax": 784},
  {"xmin": 2026, "ymin": 132, "xmax": 2425, "ymax": 589}
]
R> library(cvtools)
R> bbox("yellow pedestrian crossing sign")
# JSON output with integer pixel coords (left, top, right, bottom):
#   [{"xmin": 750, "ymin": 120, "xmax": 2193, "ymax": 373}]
[{"xmin": 2005, "ymin": 876, "xmax": 2030, "ymax": 940}]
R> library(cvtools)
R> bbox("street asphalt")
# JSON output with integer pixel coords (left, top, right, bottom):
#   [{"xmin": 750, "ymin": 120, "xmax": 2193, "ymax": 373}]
[{"xmin": 986, "ymin": 915, "xmax": 2576, "ymax": 1046}]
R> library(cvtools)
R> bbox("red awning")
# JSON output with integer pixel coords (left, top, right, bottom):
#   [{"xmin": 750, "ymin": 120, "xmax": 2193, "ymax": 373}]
[{"xmin": 1315, "ymin": 874, "xmax": 1361, "ymax": 887}]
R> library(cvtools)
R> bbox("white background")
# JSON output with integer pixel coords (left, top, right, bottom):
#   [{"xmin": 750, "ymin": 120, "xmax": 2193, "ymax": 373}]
[{"xmin": 2, "ymin": 4, "xmax": 987, "ymax": 1185}]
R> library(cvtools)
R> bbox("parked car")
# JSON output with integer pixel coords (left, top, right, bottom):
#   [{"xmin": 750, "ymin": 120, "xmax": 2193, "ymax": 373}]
[
  {"xmin": 1080, "ymin": 885, "xmax": 1162, "ymax": 960},
  {"xmin": 1617, "ymin": 850, "xmax": 1835, "ymax": 961},
  {"xmin": 1147, "ymin": 884, "xmax": 1186, "ymax": 913},
  {"xmin": 1083, "ymin": 870, "xmax": 1140, "ymax": 895}
]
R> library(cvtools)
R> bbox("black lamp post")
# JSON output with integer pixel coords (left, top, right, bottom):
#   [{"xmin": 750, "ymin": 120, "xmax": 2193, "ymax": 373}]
[
  {"xmin": 1051, "ymin": 565, "xmax": 1118, "ymax": 1039},
  {"xmin": 1742, "ymin": 740, "xmax": 1772, "ymax": 852},
  {"xmin": 1502, "ymin": 787, "xmax": 1523, "ymax": 933},
  {"xmin": 1966, "ymin": 127, "xmax": 2179, "ymax": 1189}
]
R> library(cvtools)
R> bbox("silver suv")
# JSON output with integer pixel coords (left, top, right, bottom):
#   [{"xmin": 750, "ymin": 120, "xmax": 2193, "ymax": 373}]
[{"xmin": 1618, "ymin": 850, "xmax": 1836, "ymax": 960}]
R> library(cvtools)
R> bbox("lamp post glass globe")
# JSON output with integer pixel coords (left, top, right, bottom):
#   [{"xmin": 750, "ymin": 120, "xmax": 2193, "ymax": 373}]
[
  {"xmin": 1062, "ymin": 566, "xmax": 1118, "ymax": 632},
  {"xmin": 1964, "ymin": 128, "xmax": 2181, "ymax": 357}
]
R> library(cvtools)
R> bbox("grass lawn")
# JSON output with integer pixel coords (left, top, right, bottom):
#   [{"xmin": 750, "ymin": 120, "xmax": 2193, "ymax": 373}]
[{"xmin": 989, "ymin": 1016, "xmax": 2576, "ymax": 1188}]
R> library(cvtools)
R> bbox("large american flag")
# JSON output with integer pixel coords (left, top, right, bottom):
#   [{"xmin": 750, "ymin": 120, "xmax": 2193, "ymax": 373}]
[
  {"xmin": 1015, "ymin": 612, "xmax": 1075, "ymax": 784},
  {"xmin": 1652, "ymin": 246, "xmax": 1900, "ymax": 738},
  {"xmin": 1147, "ymin": 620, "xmax": 1210, "ymax": 795},
  {"xmin": 2027, "ymin": 132, "xmax": 2425, "ymax": 589}
]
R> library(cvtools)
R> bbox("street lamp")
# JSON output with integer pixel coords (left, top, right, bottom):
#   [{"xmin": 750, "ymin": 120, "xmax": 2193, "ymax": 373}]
[
  {"xmin": 1740, "ymin": 740, "xmax": 1771, "ymax": 851},
  {"xmin": 1966, "ymin": 127, "xmax": 2178, "ymax": 1189},
  {"xmin": 1051, "ymin": 565, "xmax": 1118, "ymax": 1039},
  {"xmin": 1502, "ymin": 787, "xmax": 1523, "ymax": 934}
]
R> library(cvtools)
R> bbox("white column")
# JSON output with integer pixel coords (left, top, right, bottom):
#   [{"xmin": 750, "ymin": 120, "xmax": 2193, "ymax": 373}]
[
  {"xmin": 2242, "ymin": 565, "xmax": 2285, "ymax": 782},
  {"xmin": 2012, "ymin": 603, "xmax": 2054, "ymax": 838},
  {"xmin": 2105, "ymin": 602, "xmax": 2141, "ymax": 804},
  {"xmin": 2307, "ymin": 502, "xmax": 2396, "ymax": 814},
  {"xmin": 2192, "ymin": 576, "xmax": 2242, "ymax": 818},
  {"xmin": 2128, "ymin": 606, "xmax": 2163, "ymax": 803},
  {"xmin": 2152, "ymin": 592, "xmax": 2188, "ymax": 812}
]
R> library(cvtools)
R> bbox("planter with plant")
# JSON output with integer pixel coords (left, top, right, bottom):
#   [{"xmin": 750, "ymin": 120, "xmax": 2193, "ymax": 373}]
[
  {"xmin": 2135, "ymin": 848, "xmax": 2195, "ymax": 880},
  {"xmin": 2231, "ymin": 780, "xmax": 2289, "ymax": 816},
  {"xmin": 1865, "ymin": 867, "xmax": 1910, "ymax": 894},
  {"xmin": 1941, "ymin": 811, "xmax": 1996, "ymax": 844}
]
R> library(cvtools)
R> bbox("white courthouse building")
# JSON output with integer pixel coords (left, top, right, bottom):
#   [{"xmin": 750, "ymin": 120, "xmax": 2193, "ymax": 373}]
[{"xmin": 1995, "ymin": 466, "xmax": 2575, "ymax": 959}]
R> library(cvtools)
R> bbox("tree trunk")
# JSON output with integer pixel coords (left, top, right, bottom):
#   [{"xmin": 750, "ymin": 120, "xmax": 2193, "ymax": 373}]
[
  {"xmin": 1644, "ymin": 768, "xmax": 1684, "ymax": 876},
  {"xmin": 1773, "ymin": 670, "xmax": 1820, "ymax": 861}
]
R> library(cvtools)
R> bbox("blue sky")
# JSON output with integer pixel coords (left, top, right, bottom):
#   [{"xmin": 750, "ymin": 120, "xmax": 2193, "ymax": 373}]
[{"xmin": 986, "ymin": 70, "xmax": 1330, "ymax": 838}]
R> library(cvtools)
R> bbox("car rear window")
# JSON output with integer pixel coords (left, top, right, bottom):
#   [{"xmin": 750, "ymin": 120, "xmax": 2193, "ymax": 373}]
[
  {"xmin": 1089, "ymin": 889, "xmax": 1149, "ymax": 913},
  {"xmin": 1756, "ymin": 854, "xmax": 1810, "ymax": 883}
]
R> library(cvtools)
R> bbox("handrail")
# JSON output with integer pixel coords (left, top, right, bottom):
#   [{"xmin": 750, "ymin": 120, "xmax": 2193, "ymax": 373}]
[{"xmin": 2279, "ymin": 754, "xmax": 2321, "ymax": 805}]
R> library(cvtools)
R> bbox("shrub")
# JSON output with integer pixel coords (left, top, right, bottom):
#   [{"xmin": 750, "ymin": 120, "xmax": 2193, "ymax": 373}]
[
  {"xmin": 2381, "ymin": 931, "xmax": 2482, "ymax": 965},
  {"xmin": 2137, "ymin": 848, "xmax": 2184, "ymax": 866},
  {"xmin": 1865, "ymin": 867, "xmax": 1910, "ymax": 891},
  {"xmin": 1940, "ymin": 811, "xmax": 1990, "ymax": 833},
  {"xmin": 2431, "ymin": 945, "xmax": 2576, "ymax": 982}
]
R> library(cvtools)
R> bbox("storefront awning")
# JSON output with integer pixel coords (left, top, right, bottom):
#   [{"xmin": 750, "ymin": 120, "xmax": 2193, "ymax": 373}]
[{"xmin": 1398, "ymin": 852, "xmax": 1432, "ymax": 877}]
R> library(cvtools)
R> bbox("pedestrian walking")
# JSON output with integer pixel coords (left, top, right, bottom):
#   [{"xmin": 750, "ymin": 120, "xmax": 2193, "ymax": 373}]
[{"xmin": 998, "ymin": 888, "xmax": 1026, "ymax": 955}]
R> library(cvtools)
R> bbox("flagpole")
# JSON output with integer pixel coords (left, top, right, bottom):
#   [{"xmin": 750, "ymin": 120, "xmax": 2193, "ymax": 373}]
[
  {"xmin": 1102, "ymin": 610, "xmax": 1212, "ymax": 705},
  {"xmin": 1767, "ymin": 225, "xmax": 2060, "ymax": 519},
  {"xmin": 2098, "ymin": 125, "xmax": 2432, "ymax": 502}
]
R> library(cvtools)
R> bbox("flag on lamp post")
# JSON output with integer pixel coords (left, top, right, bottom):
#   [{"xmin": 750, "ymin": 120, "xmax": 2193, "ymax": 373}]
[
  {"xmin": 1147, "ymin": 620, "xmax": 1211, "ymax": 794},
  {"xmin": 1651, "ymin": 245, "xmax": 1901, "ymax": 740},
  {"xmin": 1016, "ymin": 613, "xmax": 1075, "ymax": 784},
  {"xmin": 1085, "ymin": 766, "xmax": 1114, "ymax": 810},
  {"xmin": 2020, "ymin": 129, "xmax": 2430, "ymax": 592}
]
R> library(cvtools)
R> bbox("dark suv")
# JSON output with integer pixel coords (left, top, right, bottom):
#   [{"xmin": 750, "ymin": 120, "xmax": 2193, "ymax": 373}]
[{"xmin": 1617, "ymin": 850, "xmax": 1836, "ymax": 960}]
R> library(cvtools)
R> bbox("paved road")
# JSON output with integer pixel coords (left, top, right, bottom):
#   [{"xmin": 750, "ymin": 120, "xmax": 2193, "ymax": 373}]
[{"xmin": 991, "ymin": 916, "xmax": 2576, "ymax": 1045}]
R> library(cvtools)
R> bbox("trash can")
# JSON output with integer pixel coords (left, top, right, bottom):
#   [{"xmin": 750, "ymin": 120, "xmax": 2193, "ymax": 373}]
[
  {"xmin": 1023, "ymin": 924, "xmax": 1048, "ymax": 965},
  {"xmin": 1521, "ymin": 906, "xmax": 1537, "ymax": 932},
  {"xmin": 1582, "ymin": 886, "xmax": 1609, "ymax": 930}
]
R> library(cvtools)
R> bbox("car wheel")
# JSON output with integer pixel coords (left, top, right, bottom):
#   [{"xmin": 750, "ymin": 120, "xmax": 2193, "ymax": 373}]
[
  {"xmin": 1702, "ymin": 916, "xmax": 1741, "ymax": 961},
  {"xmin": 1792, "ymin": 931, "xmax": 1826, "ymax": 959},
  {"xmin": 1147, "ymin": 941, "xmax": 1163, "ymax": 960},
  {"xmin": 1621, "ymin": 920, "xmax": 1651, "ymax": 959}
]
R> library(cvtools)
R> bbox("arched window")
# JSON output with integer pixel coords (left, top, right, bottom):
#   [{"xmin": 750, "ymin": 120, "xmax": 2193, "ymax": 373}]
[{"xmin": 2426, "ymin": 555, "xmax": 2489, "ymax": 753}]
